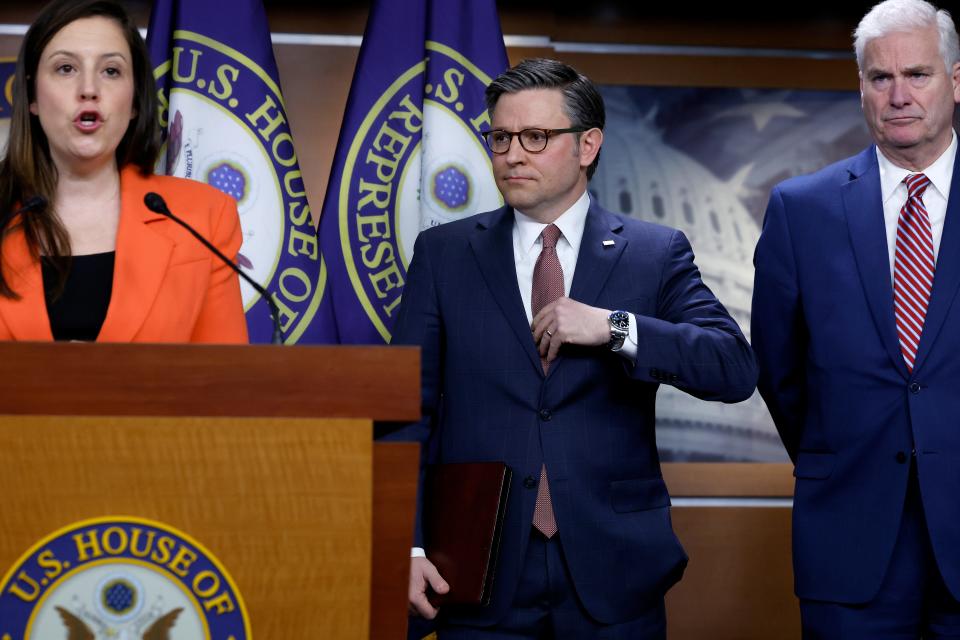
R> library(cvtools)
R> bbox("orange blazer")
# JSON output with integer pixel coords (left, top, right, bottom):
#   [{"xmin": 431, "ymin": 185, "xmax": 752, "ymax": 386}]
[{"xmin": 0, "ymin": 166, "xmax": 249, "ymax": 343}]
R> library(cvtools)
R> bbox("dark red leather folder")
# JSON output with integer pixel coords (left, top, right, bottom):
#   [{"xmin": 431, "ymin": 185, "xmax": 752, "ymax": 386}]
[{"xmin": 424, "ymin": 461, "xmax": 512, "ymax": 606}]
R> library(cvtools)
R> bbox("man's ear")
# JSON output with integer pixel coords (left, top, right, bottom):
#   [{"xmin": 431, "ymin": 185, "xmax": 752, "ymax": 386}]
[
  {"xmin": 951, "ymin": 62, "xmax": 960, "ymax": 104},
  {"xmin": 578, "ymin": 128, "xmax": 603, "ymax": 170}
]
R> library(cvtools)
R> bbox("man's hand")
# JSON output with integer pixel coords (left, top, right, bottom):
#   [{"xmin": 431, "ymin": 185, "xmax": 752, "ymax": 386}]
[
  {"xmin": 409, "ymin": 556, "xmax": 449, "ymax": 619},
  {"xmin": 532, "ymin": 298, "xmax": 611, "ymax": 362}
]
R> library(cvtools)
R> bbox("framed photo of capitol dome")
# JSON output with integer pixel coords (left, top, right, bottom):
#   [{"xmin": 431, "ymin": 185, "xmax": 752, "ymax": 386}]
[{"xmin": 591, "ymin": 85, "xmax": 873, "ymax": 462}]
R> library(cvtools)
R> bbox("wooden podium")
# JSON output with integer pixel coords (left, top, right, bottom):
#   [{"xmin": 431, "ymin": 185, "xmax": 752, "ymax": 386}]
[{"xmin": 0, "ymin": 342, "xmax": 420, "ymax": 639}]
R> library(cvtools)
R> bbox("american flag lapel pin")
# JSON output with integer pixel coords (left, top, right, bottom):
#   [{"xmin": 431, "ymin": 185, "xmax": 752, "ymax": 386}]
[{"xmin": 602, "ymin": 239, "xmax": 615, "ymax": 247}]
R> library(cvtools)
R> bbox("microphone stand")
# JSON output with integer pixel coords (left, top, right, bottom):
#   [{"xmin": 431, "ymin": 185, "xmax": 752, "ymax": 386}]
[{"xmin": 144, "ymin": 192, "xmax": 284, "ymax": 345}]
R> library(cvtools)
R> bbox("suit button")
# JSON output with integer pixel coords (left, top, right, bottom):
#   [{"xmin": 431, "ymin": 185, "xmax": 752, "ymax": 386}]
[
  {"xmin": 650, "ymin": 368, "xmax": 660, "ymax": 378},
  {"xmin": 539, "ymin": 409, "xmax": 552, "ymax": 421},
  {"xmin": 896, "ymin": 451, "xmax": 908, "ymax": 464},
  {"xmin": 523, "ymin": 476, "xmax": 536, "ymax": 489},
  {"xmin": 909, "ymin": 382, "xmax": 921, "ymax": 394}
]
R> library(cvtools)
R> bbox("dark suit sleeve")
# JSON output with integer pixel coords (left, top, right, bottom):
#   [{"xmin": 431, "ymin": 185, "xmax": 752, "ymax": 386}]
[
  {"xmin": 631, "ymin": 229, "xmax": 757, "ymax": 403},
  {"xmin": 378, "ymin": 231, "xmax": 443, "ymax": 546},
  {"xmin": 751, "ymin": 187, "xmax": 806, "ymax": 462}
]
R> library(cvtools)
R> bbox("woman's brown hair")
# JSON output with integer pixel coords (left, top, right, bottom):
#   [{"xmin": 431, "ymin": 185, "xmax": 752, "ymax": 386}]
[{"xmin": 0, "ymin": 0, "xmax": 161, "ymax": 298}]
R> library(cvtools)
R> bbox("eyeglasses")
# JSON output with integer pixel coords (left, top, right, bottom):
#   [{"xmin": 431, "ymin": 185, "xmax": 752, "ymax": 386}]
[{"xmin": 480, "ymin": 128, "xmax": 587, "ymax": 154}]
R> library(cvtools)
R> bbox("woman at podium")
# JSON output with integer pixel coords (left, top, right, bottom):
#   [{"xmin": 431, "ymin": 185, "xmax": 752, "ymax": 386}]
[{"xmin": 0, "ymin": 0, "xmax": 248, "ymax": 343}]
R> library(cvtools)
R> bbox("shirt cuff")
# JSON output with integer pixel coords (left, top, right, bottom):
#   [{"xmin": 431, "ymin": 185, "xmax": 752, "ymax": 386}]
[
  {"xmin": 616, "ymin": 313, "xmax": 639, "ymax": 362},
  {"xmin": 411, "ymin": 547, "xmax": 426, "ymax": 558}
]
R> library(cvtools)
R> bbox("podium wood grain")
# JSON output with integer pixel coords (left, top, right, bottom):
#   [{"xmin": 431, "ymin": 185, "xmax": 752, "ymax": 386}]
[
  {"xmin": 0, "ymin": 343, "xmax": 420, "ymax": 639},
  {"xmin": 372, "ymin": 443, "xmax": 419, "ymax": 640},
  {"xmin": 0, "ymin": 415, "xmax": 372, "ymax": 638},
  {"xmin": 0, "ymin": 342, "xmax": 419, "ymax": 420}
]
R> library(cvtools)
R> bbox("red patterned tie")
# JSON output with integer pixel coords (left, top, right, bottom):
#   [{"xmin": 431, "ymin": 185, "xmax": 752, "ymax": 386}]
[
  {"xmin": 531, "ymin": 224, "xmax": 562, "ymax": 538},
  {"xmin": 893, "ymin": 173, "xmax": 934, "ymax": 372}
]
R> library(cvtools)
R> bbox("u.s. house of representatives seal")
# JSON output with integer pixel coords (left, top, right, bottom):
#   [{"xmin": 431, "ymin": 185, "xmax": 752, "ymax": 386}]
[
  {"xmin": 153, "ymin": 31, "xmax": 323, "ymax": 343},
  {"xmin": 0, "ymin": 58, "xmax": 15, "ymax": 153},
  {"xmin": 339, "ymin": 41, "xmax": 503, "ymax": 342},
  {"xmin": 0, "ymin": 517, "xmax": 250, "ymax": 639}
]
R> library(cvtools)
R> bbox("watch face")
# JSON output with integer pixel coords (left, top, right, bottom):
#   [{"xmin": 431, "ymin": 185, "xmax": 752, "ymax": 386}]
[
  {"xmin": 608, "ymin": 311, "xmax": 628, "ymax": 351},
  {"xmin": 610, "ymin": 311, "xmax": 630, "ymax": 331}
]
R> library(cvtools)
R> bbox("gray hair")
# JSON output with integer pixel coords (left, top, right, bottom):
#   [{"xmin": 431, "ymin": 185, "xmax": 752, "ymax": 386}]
[{"xmin": 854, "ymin": 0, "xmax": 960, "ymax": 73}]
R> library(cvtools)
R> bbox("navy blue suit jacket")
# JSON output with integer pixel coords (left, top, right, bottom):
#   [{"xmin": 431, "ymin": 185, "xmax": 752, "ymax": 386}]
[
  {"xmin": 752, "ymin": 145, "xmax": 960, "ymax": 604},
  {"xmin": 391, "ymin": 200, "xmax": 757, "ymax": 625}
]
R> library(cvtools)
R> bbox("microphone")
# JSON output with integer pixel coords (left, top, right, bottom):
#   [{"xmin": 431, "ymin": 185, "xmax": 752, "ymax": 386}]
[
  {"xmin": 1, "ymin": 195, "xmax": 48, "ymax": 228},
  {"xmin": 16, "ymin": 196, "xmax": 48, "ymax": 215},
  {"xmin": 144, "ymin": 192, "xmax": 284, "ymax": 345}
]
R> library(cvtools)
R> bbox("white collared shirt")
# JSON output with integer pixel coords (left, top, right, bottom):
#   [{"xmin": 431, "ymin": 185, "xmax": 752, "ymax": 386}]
[
  {"xmin": 512, "ymin": 190, "xmax": 638, "ymax": 360},
  {"xmin": 877, "ymin": 130, "xmax": 956, "ymax": 282}
]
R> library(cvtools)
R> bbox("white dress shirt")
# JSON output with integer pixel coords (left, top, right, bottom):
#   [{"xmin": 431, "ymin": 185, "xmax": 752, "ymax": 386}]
[
  {"xmin": 877, "ymin": 131, "xmax": 956, "ymax": 282},
  {"xmin": 513, "ymin": 190, "xmax": 638, "ymax": 360}
]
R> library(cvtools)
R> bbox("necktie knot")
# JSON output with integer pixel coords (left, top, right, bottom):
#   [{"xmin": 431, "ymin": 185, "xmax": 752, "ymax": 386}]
[
  {"xmin": 905, "ymin": 173, "xmax": 931, "ymax": 201},
  {"xmin": 540, "ymin": 224, "xmax": 561, "ymax": 250}
]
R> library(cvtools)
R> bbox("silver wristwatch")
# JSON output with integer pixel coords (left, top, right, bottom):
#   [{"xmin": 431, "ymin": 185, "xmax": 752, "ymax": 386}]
[{"xmin": 607, "ymin": 310, "xmax": 630, "ymax": 351}]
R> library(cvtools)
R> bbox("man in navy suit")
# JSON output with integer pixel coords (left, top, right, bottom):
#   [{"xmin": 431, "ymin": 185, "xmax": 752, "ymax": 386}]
[
  {"xmin": 392, "ymin": 58, "xmax": 757, "ymax": 638},
  {"xmin": 752, "ymin": 0, "xmax": 960, "ymax": 636}
]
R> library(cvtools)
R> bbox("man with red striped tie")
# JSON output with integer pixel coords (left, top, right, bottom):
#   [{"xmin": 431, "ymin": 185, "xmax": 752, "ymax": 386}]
[{"xmin": 752, "ymin": 0, "xmax": 960, "ymax": 637}]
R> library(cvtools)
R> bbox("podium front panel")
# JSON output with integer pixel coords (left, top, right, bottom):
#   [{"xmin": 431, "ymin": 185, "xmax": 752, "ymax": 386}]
[{"xmin": 0, "ymin": 415, "xmax": 371, "ymax": 638}]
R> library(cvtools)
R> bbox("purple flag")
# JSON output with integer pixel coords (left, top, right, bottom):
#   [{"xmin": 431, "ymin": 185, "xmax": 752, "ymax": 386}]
[
  {"xmin": 317, "ymin": 0, "xmax": 509, "ymax": 343},
  {"xmin": 147, "ymin": 0, "xmax": 334, "ymax": 343},
  {"xmin": 0, "ymin": 59, "xmax": 15, "ymax": 153}
]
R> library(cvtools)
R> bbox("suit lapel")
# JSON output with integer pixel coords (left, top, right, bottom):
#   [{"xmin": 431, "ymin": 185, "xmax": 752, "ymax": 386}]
[
  {"xmin": 913, "ymin": 146, "xmax": 960, "ymax": 372},
  {"xmin": 468, "ymin": 202, "xmax": 629, "ymax": 377},
  {"xmin": 0, "ymin": 220, "xmax": 53, "ymax": 340},
  {"xmin": 569, "ymin": 204, "xmax": 627, "ymax": 307},
  {"xmin": 842, "ymin": 147, "xmax": 909, "ymax": 378},
  {"xmin": 468, "ymin": 206, "xmax": 543, "ymax": 373},
  {"xmin": 97, "ymin": 168, "xmax": 173, "ymax": 342}
]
